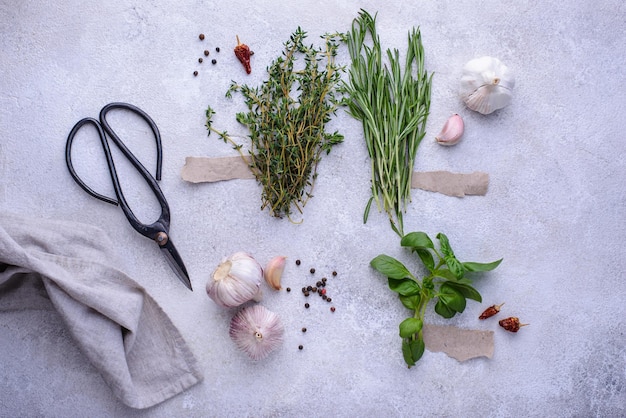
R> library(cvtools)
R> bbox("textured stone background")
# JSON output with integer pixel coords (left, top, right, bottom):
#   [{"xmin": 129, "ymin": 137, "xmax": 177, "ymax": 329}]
[{"xmin": 1, "ymin": 0, "xmax": 624, "ymax": 416}]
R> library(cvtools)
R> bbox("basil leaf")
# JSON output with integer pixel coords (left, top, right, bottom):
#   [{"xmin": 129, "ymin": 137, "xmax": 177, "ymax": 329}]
[
  {"xmin": 435, "ymin": 299, "xmax": 456, "ymax": 318},
  {"xmin": 409, "ymin": 337, "xmax": 425, "ymax": 363},
  {"xmin": 401, "ymin": 232, "xmax": 434, "ymax": 250},
  {"xmin": 399, "ymin": 294, "xmax": 421, "ymax": 310},
  {"xmin": 445, "ymin": 256, "xmax": 465, "ymax": 279},
  {"xmin": 438, "ymin": 283, "xmax": 467, "ymax": 313},
  {"xmin": 433, "ymin": 268, "xmax": 457, "ymax": 281},
  {"xmin": 370, "ymin": 255, "xmax": 412, "ymax": 279},
  {"xmin": 416, "ymin": 249, "xmax": 435, "ymax": 272},
  {"xmin": 388, "ymin": 278, "xmax": 421, "ymax": 296},
  {"xmin": 402, "ymin": 339, "xmax": 416, "ymax": 368},
  {"xmin": 463, "ymin": 259, "xmax": 503, "ymax": 272},
  {"xmin": 436, "ymin": 232, "xmax": 454, "ymax": 258},
  {"xmin": 399, "ymin": 318, "xmax": 423, "ymax": 338},
  {"xmin": 444, "ymin": 282, "xmax": 482, "ymax": 303}
]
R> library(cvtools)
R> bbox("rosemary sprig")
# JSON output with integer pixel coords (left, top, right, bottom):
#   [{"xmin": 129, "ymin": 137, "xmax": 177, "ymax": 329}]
[
  {"xmin": 342, "ymin": 10, "xmax": 433, "ymax": 237},
  {"xmin": 206, "ymin": 28, "xmax": 345, "ymax": 220}
]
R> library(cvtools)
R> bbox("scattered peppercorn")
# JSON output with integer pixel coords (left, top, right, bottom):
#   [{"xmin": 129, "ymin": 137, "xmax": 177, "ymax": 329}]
[
  {"xmin": 312, "ymin": 287, "xmax": 317, "ymax": 293},
  {"xmin": 499, "ymin": 317, "xmax": 529, "ymax": 333},
  {"xmin": 330, "ymin": 307, "xmax": 336, "ymax": 312},
  {"xmin": 296, "ymin": 259, "xmax": 301, "ymax": 265},
  {"xmin": 307, "ymin": 286, "xmax": 312, "ymax": 291},
  {"xmin": 298, "ymin": 345, "xmax": 303, "ymax": 350},
  {"xmin": 322, "ymin": 295, "xmax": 327, "ymax": 300},
  {"xmin": 332, "ymin": 271, "xmax": 337, "ymax": 276},
  {"xmin": 310, "ymin": 268, "xmax": 316, "ymax": 274},
  {"xmin": 204, "ymin": 50, "xmax": 209, "ymax": 56},
  {"xmin": 321, "ymin": 288, "xmax": 326, "ymax": 295},
  {"xmin": 301, "ymin": 287, "xmax": 306, "ymax": 293},
  {"xmin": 193, "ymin": 71, "xmax": 198, "ymax": 76},
  {"xmin": 327, "ymin": 298, "xmax": 332, "ymax": 303},
  {"xmin": 198, "ymin": 58, "xmax": 203, "ymax": 63},
  {"xmin": 479, "ymin": 303, "xmax": 505, "ymax": 320},
  {"xmin": 301, "ymin": 327, "xmax": 307, "ymax": 333},
  {"xmin": 199, "ymin": 34, "xmax": 205, "ymax": 40},
  {"xmin": 286, "ymin": 287, "xmax": 291, "ymax": 292},
  {"xmin": 304, "ymin": 303, "xmax": 310, "ymax": 309},
  {"xmin": 322, "ymin": 278, "xmax": 327, "ymax": 283},
  {"xmin": 211, "ymin": 59, "xmax": 217, "ymax": 64},
  {"xmin": 216, "ymin": 47, "xmax": 220, "ymax": 52},
  {"xmin": 304, "ymin": 292, "xmax": 310, "ymax": 297}
]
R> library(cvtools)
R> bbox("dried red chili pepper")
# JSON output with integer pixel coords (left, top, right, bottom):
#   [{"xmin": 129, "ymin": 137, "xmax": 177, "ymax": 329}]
[
  {"xmin": 498, "ymin": 316, "xmax": 529, "ymax": 333},
  {"xmin": 479, "ymin": 302, "xmax": 505, "ymax": 320},
  {"xmin": 234, "ymin": 35, "xmax": 252, "ymax": 74}
]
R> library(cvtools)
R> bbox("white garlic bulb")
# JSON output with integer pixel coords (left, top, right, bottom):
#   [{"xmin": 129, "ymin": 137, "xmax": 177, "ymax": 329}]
[
  {"xmin": 460, "ymin": 56, "xmax": 515, "ymax": 115},
  {"xmin": 229, "ymin": 304, "xmax": 284, "ymax": 360},
  {"xmin": 206, "ymin": 252, "xmax": 263, "ymax": 308}
]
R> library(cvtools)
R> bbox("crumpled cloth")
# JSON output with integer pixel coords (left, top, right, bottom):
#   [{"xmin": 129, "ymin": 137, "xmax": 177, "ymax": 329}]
[{"xmin": 0, "ymin": 213, "xmax": 203, "ymax": 409}]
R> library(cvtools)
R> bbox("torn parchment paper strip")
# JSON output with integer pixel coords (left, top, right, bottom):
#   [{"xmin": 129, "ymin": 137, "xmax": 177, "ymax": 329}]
[
  {"xmin": 181, "ymin": 156, "xmax": 489, "ymax": 196},
  {"xmin": 423, "ymin": 324, "xmax": 494, "ymax": 362},
  {"xmin": 181, "ymin": 156, "xmax": 254, "ymax": 183}
]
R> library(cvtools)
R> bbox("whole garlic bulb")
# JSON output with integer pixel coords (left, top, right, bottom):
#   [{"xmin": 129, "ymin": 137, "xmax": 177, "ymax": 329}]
[
  {"xmin": 460, "ymin": 56, "xmax": 515, "ymax": 115},
  {"xmin": 229, "ymin": 304, "xmax": 284, "ymax": 360},
  {"xmin": 206, "ymin": 252, "xmax": 263, "ymax": 308}
]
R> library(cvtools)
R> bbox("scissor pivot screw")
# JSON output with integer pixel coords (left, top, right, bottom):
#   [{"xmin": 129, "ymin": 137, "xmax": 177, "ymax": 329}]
[{"xmin": 155, "ymin": 232, "xmax": 169, "ymax": 246}]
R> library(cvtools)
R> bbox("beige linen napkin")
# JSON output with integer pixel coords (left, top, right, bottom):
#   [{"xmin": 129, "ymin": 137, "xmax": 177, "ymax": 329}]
[{"xmin": 0, "ymin": 213, "xmax": 203, "ymax": 409}]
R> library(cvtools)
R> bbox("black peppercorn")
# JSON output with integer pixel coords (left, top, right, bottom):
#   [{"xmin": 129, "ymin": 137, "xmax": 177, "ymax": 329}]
[
  {"xmin": 322, "ymin": 277, "xmax": 327, "ymax": 283},
  {"xmin": 312, "ymin": 287, "xmax": 317, "ymax": 292},
  {"xmin": 204, "ymin": 50, "xmax": 209, "ymax": 56},
  {"xmin": 216, "ymin": 47, "xmax": 220, "ymax": 52},
  {"xmin": 193, "ymin": 71, "xmax": 198, "ymax": 76},
  {"xmin": 211, "ymin": 59, "xmax": 217, "ymax": 64},
  {"xmin": 199, "ymin": 34, "xmax": 205, "ymax": 40},
  {"xmin": 296, "ymin": 259, "xmax": 301, "ymax": 265},
  {"xmin": 304, "ymin": 303, "xmax": 310, "ymax": 309},
  {"xmin": 304, "ymin": 292, "xmax": 310, "ymax": 297},
  {"xmin": 286, "ymin": 287, "xmax": 291, "ymax": 292},
  {"xmin": 322, "ymin": 295, "xmax": 327, "ymax": 300},
  {"xmin": 332, "ymin": 271, "xmax": 337, "ymax": 276},
  {"xmin": 301, "ymin": 287, "xmax": 306, "ymax": 293},
  {"xmin": 316, "ymin": 281, "xmax": 322, "ymax": 287},
  {"xmin": 330, "ymin": 306, "xmax": 335, "ymax": 312},
  {"xmin": 307, "ymin": 286, "xmax": 312, "ymax": 291},
  {"xmin": 198, "ymin": 57, "xmax": 203, "ymax": 63},
  {"xmin": 327, "ymin": 297, "xmax": 332, "ymax": 303},
  {"xmin": 302, "ymin": 327, "xmax": 307, "ymax": 333},
  {"xmin": 298, "ymin": 345, "xmax": 303, "ymax": 350},
  {"xmin": 310, "ymin": 268, "xmax": 315, "ymax": 274}
]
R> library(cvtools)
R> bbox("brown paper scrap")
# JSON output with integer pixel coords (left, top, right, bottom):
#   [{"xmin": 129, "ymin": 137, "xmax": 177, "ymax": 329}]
[
  {"xmin": 181, "ymin": 156, "xmax": 489, "ymax": 197},
  {"xmin": 181, "ymin": 156, "xmax": 254, "ymax": 183},
  {"xmin": 423, "ymin": 324, "xmax": 494, "ymax": 362},
  {"xmin": 411, "ymin": 171, "xmax": 489, "ymax": 197}
]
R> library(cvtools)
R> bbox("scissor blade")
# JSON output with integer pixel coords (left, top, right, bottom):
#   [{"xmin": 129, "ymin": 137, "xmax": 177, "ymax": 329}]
[{"xmin": 159, "ymin": 240, "xmax": 193, "ymax": 291}]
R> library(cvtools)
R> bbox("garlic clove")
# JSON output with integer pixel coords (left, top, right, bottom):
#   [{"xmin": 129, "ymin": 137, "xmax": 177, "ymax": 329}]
[
  {"xmin": 229, "ymin": 304, "xmax": 284, "ymax": 360},
  {"xmin": 460, "ymin": 56, "xmax": 515, "ymax": 115},
  {"xmin": 206, "ymin": 252, "xmax": 263, "ymax": 308},
  {"xmin": 435, "ymin": 114, "xmax": 464, "ymax": 146},
  {"xmin": 264, "ymin": 256, "xmax": 286, "ymax": 290}
]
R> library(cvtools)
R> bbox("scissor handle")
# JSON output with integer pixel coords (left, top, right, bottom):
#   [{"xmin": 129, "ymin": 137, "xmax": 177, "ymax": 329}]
[{"xmin": 65, "ymin": 103, "xmax": 171, "ymax": 241}]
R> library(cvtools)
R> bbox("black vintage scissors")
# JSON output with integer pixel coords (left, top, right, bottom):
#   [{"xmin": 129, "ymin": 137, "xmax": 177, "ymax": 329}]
[{"xmin": 65, "ymin": 102, "xmax": 192, "ymax": 291}]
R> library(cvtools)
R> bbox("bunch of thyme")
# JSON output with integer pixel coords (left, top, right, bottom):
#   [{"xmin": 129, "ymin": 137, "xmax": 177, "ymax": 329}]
[
  {"xmin": 206, "ymin": 28, "xmax": 345, "ymax": 220},
  {"xmin": 342, "ymin": 10, "xmax": 433, "ymax": 236}
]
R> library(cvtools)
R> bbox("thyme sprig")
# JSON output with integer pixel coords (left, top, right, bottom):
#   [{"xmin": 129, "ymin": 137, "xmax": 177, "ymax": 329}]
[
  {"xmin": 342, "ymin": 10, "xmax": 433, "ymax": 237},
  {"xmin": 206, "ymin": 28, "xmax": 345, "ymax": 220}
]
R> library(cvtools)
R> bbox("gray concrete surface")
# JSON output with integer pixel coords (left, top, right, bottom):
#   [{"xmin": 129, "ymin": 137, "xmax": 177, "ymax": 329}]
[{"xmin": 1, "ymin": 0, "xmax": 625, "ymax": 416}]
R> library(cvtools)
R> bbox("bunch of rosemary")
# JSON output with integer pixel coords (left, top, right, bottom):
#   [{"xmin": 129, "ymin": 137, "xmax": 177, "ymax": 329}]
[
  {"xmin": 206, "ymin": 28, "xmax": 345, "ymax": 220},
  {"xmin": 342, "ymin": 10, "xmax": 433, "ymax": 236}
]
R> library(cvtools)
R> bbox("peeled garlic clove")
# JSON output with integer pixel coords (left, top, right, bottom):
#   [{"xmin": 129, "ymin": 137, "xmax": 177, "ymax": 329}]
[
  {"xmin": 264, "ymin": 256, "xmax": 286, "ymax": 290},
  {"xmin": 460, "ymin": 56, "xmax": 515, "ymax": 115},
  {"xmin": 229, "ymin": 304, "xmax": 284, "ymax": 360},
  {"xmin": 435, "ymin": 114, "xmax": 464, "ymax": 146},
  {"xmin": 206, "ymin": 252, "xmax": 263, "ymax": 308}
]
